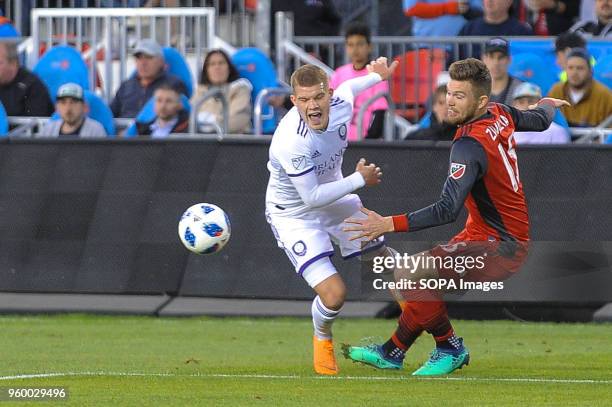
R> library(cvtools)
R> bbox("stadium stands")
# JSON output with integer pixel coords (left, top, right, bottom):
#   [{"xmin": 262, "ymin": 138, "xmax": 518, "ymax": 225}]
[
  {"xmin": 231, "ymin": 47, "xmax": 281, "ymax": 134},
  {"xmin": 162, "ymin": 47, "xmax": 194, "ymax": 98},
  {"xmin": 50, "ymin": 90, "xmax": 116, "ymax": 136},
  {"xmin": 33, "ymin": 45, "xmax": 90, "ymax": 102},
  {"xmin": 124, "ymin": 93, "xmax": 191, "ymax": 137}
]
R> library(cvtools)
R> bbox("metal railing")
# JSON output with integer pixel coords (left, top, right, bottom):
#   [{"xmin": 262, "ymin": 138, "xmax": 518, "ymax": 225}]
[
  {"xmin": 9, "ymin": 0, "xmax": 256, "ymax": 46},
  {"xmin": 570, "ymin": 115, "xmax": 612, "ymax": 143},
  {"xmin": 356, "ymin": 90, "xmax": 395, "ymax": 141},
  {"xmin": 190, "ymin": 87, "xmax": 228, "ymax": 138},
  {"xmin": 30, "ymin": 8, "xmax": 216, "ymax": 101},
  {"xmin": 253, "ymin": 86, "xmax": 291, "ymax": 136}
]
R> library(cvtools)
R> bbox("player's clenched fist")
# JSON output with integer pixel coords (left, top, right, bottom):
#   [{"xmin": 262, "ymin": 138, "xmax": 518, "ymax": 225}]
[
  {"xmin": 355, "ymin": 158, "xmax": 382, "ymax": 187},
  {"xmin": 366, "ymin": 57, "xmax": 399, "ymax": 81}
]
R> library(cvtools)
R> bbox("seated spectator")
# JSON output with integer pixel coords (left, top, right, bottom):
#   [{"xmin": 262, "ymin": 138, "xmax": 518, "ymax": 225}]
[
  {"xmin": 193, "ymin": 49, "xmax": 252, "ymax": 134},
  {"xmin": 406, "ymin": 85, "xmax": 457, "ymax": 141},
  {"xmin": 554, "ymin": 31, "xmax": 588, "ymax": 81},
  {"xmin": 460, "ymin": 0, "xmax": 533, "ymax": 58},
  {"xmin": 135, "ymin": 83, "xmax": 188, "ymax": 137},
  {"xmin": 512, "ymin": 82, "xmax": 570, "ymax": 144},
  {"xmin": 330, "ymin": 23, "xmax": 389, "ymax": 141},
  {"xmin": 547, "ymin": 48, "xmax": 612, "ymax": 127},
  {"xmin": 482, "ymin": 37, "xmax": 522, "ymax": 105},
  {"xmin": 523, "ymin": 0, "xmax": 579, "ymax": 35},
  {"xmin": 110, "ymin": 39, "xmax": 187, "ymax": 118},
  {"xmin": 39, "ymin": 83, "xmax": 107, "ymax": 138},
  {"xmin": 569, "ymin": 0, "xmax": 611, "ymax": 38},
  {"xmin": 0, "ymin": 42, "xmax": 54, "ymax": 117},
  {"xmin": 402, "ymin": 0, "xmax": 483, "ymax": 37}
]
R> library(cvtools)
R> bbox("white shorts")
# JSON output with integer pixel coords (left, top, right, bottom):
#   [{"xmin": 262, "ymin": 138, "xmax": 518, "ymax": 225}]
[{"xmin": 266, "ymin": 194, "xmax": 385, "ymax": 288}]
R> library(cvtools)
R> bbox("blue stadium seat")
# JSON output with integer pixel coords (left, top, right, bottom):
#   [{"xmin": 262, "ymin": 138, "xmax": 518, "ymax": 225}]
[
  {"xmin": 508, "ymin": 40, "xmax": 558, "ymax": 73},
  {"xmin": 417, "ymin": 111, "xmax": 432, "ymax": 129},
  {"xmin": 50, "ymin": 91, "xmax": 115, "ymax": 136},
  {"xmin": 553, "ymin": 110, "xmax": 569, "ymax": 130},
  {"xmin": 0, "ymin": 102, "xmax": 8, "ymax": 137},
  {"xmin": 509, "ymin": 53, "xmax": 558, "ymax": 95},
  {"xmin": 124, "ymin": 94, "xmax": 191, "ymax": 137},
  {"xmin": 231, "ymin": 47, "xmax": 280, "ymax": 134},
  {"xmin": 606, "ymin": 134, "xmax": 612, "ymax": 144},
  {"xmin": 594, "ymin": 54, "xmax": 612, "ymax": 89},
  {"xmin": 0, "ymin": 19, "xmax": 19, "ymax": 37},
  {"xmin": 33, "ymin": 46, "xmax": 90, "ymax": 102},
  {"xmin": 163, "ymin": 47, "xmax": 193, "ymax": 98}
]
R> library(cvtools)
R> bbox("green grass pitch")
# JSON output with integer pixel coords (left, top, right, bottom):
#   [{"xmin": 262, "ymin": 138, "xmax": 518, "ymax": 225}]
[{"xmin": 0, "ymin": 314, "xmax": 610, "ymax": 406}]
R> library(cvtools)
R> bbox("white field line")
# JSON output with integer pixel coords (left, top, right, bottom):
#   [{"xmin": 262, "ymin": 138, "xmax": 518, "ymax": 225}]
[{"xmin": 0, "ymin": 372, "xmax": 610, "ymax": 385}]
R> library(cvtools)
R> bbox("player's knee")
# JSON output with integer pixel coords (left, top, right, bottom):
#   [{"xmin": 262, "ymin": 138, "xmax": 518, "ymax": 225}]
[
  {"xmin": 320, "ymin": 287, "xmax": 345, "ymax": 311},
  {"xmin": 316, "ymin": 276, "xmax": 346, "ymax": 311}
]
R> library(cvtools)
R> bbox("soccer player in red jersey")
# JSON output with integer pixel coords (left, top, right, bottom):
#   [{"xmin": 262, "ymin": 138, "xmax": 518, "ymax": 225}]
[{"xmin": 342, "ymin": 58, "xmax": 570, "ymax": 376}]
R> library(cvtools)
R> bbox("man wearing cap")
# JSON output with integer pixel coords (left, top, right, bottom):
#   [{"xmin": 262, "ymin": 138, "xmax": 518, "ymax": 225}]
[
  {"xmin": 110, "ymin": 39, "xmax": 187, "ymax": 118},
  {"xmin": 547, "ymin": 48, "xmax": 612, "ymax": 127},
  {"xmin": 512, "ymin": 82, "xmax": 569, "ymax": 144},
  {"xmin": 40, "ymin": 83, "xmax": 107, "ymax": 138},
  {"xmin": 481, "ymin": 37, "xmax": 523, "ymax": 105}
]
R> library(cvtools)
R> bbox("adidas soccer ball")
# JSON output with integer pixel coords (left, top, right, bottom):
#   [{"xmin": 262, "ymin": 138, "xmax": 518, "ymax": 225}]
[{"xmin": 178, "ymin": 203, "xmax": 231, "ymax": 255}]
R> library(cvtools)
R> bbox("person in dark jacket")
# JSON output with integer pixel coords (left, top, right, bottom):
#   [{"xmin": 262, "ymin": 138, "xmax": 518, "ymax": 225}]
[
  {"xmin": 111, "ymin": 39, "xmax": 187, "ymax": 118},
  {"xmin": 135, "ymin": 83, "xmax": 188, "ymax": 137},
  {"xmin": 0, "ymin": 42, "xmax": 54, "ymax": 117}
]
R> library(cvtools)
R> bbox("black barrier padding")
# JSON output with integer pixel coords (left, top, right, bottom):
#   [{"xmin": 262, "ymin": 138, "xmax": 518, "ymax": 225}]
[{"xmin": 0, "ymin": 140, "xmax": 609, "ymax": 301}]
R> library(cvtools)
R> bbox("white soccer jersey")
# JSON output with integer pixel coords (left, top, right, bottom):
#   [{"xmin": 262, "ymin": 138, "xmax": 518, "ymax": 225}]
[{"xmin": 265, "ymin": 83, "xmax": 358, "ymax": 218}]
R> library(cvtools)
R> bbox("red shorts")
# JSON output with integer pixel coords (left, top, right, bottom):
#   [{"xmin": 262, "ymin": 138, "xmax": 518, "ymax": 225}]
[{"xmin": 428, "ymin": 229, "xmax": 528, "ymax": 283}]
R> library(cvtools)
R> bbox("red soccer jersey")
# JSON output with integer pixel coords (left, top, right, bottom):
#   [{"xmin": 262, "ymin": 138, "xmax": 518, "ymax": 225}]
[
  {"xmin": 454, "ymin": 103, "xmax": 529, "ymax": 242},
  {"xmin": 393, "ymin": 101, "xmax": 556, "ymax": 243}
]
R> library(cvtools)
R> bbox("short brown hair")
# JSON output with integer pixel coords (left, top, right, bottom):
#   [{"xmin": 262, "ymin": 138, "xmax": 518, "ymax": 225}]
[
  {"xmin": 449, "ymin": 58, "xmax": 491, "ymax": 98},
  {"xmin": 290, "ymin": 64, "xmax": 328, "ymax": 91}
]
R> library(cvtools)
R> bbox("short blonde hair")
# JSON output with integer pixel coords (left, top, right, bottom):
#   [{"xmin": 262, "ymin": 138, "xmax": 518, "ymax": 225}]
[{"xmin": 290, "ymin": 64, "xmax": 328, "ymax": 92}]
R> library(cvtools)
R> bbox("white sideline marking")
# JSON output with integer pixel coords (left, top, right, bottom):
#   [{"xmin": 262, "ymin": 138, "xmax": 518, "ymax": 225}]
[{"xmin": 0, "ymin": 372, "xmax": 610, "ymax": 385}]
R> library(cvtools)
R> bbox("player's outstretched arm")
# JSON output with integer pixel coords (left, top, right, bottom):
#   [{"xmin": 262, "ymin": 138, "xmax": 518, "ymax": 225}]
[
  {"xmin": 289, "ymin": 158, "xmax": 381, "ymax": 209},
  {"xmin": 366, "ymin": 57, "xmax": 399, "ymax": 81},
  {"xmin": 336, "ymin": 57, "xmax": 399, "ymax": 102},
  {"xmin": 343, "ymin": 137, "xmax": 486, "ymax": 241},
  {"xmin": 502, "ymin": 98, "xmax": 570, "ymax": 133}
]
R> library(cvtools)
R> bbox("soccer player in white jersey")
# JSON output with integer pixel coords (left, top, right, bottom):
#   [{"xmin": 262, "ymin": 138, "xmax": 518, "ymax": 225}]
[{"xmin": 265, "ymin": 57, "xmax": 398, "ymax": 375}]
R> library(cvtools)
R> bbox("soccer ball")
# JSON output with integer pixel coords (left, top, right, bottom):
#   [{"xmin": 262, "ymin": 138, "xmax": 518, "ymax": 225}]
[{"xmin": 178, "ymin": 203, "xmax": 231, "ymax": 255}]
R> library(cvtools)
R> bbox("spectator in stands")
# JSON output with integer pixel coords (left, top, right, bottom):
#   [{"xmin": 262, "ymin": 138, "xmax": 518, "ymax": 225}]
[
  {"xmin": 521, "ymin": 0, "xmax": 579, "ymax": 35},
  {"xmin": 0, "ymin": 42, "xmax": 54, "ymax": 117},
  {"xmin": 110, "ymin": 39, "xmax": 187, "ymax": 118},
  {"xmin": 271, "ymin": 0, "xmax": 340, "ymax": 64},
  {"xmin": 406, "ymin": 84, "xmax": 457, "ymax": 140},
  {"xmin": 459, "ymin": 0, "xmax": 533, "ymax": 38},
  {"xmin": 329, "ymin": 23, "xmax": 388, "ymax": 141},
  {"xmin": 193, "ymin": 49, "xmax": 252, "ymax": 134},
  {"xmin": 481, "ymin": 37, "xmax": 522, "ymax": 105},
  {"xmin": 547, "ymin": 48, "xmax": 612, "ymax": 127},
  {"xmin": 554, "ymin": 31, "xmax": 587, "ymax": 76},
  {"xmin": 135, "ymin": 83, "xmax": 188, "ymax": 137},
  {"xmin": 402, "ymin": 0, "xmax": 483, "ymax": 37},
  {"xmin": 512, "ymin": 82, "xmax": 570, "ymax": 143},
  {"xmin": 569, "ymin": 0, "xmax": 611, "ymax": 38},
  {"xmin": 39, "ymin": 83, "xmax": 107, "ymax": 138}
]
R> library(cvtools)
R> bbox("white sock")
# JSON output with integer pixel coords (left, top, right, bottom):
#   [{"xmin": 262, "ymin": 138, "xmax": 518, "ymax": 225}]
[{"xmin": 312, "ymin": 295, "xmax": 341, "ymax": 340}]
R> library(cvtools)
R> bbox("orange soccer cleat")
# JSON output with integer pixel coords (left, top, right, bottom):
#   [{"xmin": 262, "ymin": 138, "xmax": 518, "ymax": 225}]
[{"xmin": 313, "ymin": 336, "xmax": 339, "ymax": 375}]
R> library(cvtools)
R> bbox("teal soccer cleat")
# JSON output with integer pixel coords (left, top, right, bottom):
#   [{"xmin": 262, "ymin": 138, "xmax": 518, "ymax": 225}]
[
  {"xmin": 341, "ymin": 344, "xmax": 403, "ymax": 370},
  {"xmin": 412, "ymin": 341, "xmax": 470, "ymax": 376}
]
